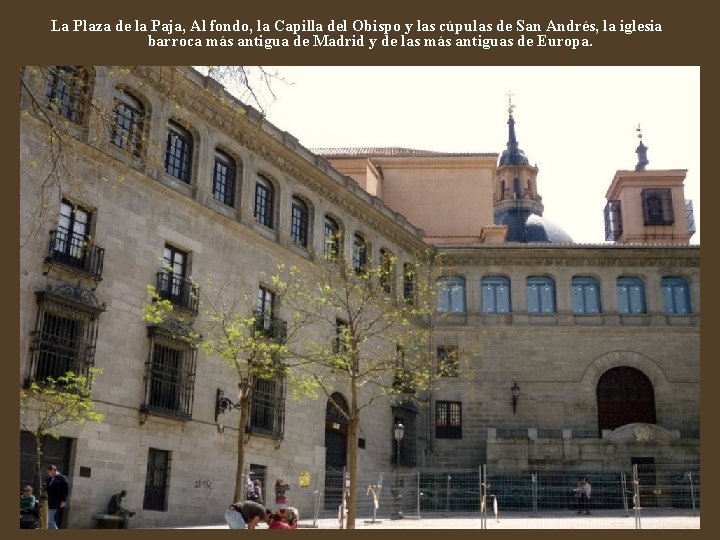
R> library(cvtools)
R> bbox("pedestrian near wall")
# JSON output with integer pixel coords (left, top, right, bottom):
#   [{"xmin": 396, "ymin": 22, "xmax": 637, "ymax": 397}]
[{"xmin": 45, "ymin": 465, "xmax": 69, "ymax": 529}]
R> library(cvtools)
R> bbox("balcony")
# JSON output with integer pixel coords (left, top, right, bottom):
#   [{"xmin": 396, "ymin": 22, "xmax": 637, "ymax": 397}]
[
  {"xmin": 253, "ymin": 310, "xmax": 287, "ymax": 342},
  {"xmin": 45, "ymin": 229, "xmax": 104, "ymax": 281},
  {"xmin": 156, "ymin": 272, "xmax": 199, "ymax": 314}
]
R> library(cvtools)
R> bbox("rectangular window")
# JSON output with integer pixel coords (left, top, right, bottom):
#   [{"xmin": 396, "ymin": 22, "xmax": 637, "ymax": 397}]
[
  {"xmin": 255, "ymin": 179, "xmax": 274, "ymax": 228},
  {"xmin": 213, "ymin": 151, "xmax": 236, "ymax": 207},
  {"xmin": 352, "ymin": 235, "xmax": 368, "ymax": 274},
  {"xmin": 662, "ymin": 277, "xmax": 691, "ymax": 314},
  {"xmin": 334, "ymin": 319, "xmax": 349, "ymax": 354},
  {"xmin": 156, "ymin": 245, "xmax": 198, "ymax": 312},
  {"xmin": 164, "ymin": 122, "xmax": 193, "ymax": 182},
  {"xmin": 617, "ymin": 277, "xmax": 646, "ymax": 314},
  {"xmin": 324, "ymin": 216, "xmax": 341, "ymax": 260},
  {"xmin": 435, "ymin": 401, "xmax": 462, "ymax": 439},
  {"xmin": 403, "ymin": 263, "xmax": 416, "ymax": 305},
  {"xmin": 482, "ymin": 277, "xmax": 511, "ymax": 313},
  {"xmin": 143, "ymin": 448, "xmax": 170, "ymax": 511},
  {"xmin": 53, "ymin": 200, "xmax": 90, "ymax": 266},
  {"xmin": 291, "ymin": 199, "xmax": 309, "ymax": 247},
  {"xmin": 527, "ymin": 277, "xmax": 556, "ymax": 313},
  {"xmin": 437, "ymin": 346, "xmax": 459, "ymax": 377},
  {"xmin": 571, "ymin": 277, "xmax": 602, "ymax": 314}
]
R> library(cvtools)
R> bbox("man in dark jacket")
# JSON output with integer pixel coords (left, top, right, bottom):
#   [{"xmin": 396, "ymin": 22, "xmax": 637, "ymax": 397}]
[{"xmin": 45, "ymin": 465, "xmax": 69, "ymax": 529}]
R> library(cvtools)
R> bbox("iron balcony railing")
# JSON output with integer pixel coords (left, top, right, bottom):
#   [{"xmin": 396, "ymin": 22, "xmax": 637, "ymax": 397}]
[
  {"xmin": 46, "ymin": 229, "xmax": 105, "ymax": 280},
  {"xmin": 253, "ymin": 310, "xmax": 287, "ymax": 342},
  {"xmin": 156, "ymin": 272, "xmax": 199, "ymax": 313}
]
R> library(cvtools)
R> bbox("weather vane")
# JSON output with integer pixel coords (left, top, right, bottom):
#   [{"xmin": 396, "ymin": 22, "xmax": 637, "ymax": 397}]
[{"xmin": 636, "ymin": 123, "xmax": 643, "ymax": 140}]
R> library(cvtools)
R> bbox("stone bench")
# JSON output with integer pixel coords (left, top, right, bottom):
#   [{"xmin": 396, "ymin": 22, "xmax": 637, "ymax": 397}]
[{"xmin": 92, "ymin": 513, "xmax": 132, "ymax": 528}]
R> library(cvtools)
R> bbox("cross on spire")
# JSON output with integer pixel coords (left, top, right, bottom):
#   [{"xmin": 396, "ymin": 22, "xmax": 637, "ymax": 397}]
[
  {"xmin": 636, "ymin": 122, "xmax": 643, "ymax": 140},
  {"xmin": 506, "ymin": 91, "xmax": 515, "ymax": 114}
]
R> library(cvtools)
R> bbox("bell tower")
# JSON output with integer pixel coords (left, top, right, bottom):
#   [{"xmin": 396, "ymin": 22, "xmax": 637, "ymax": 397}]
[{"xmin": 604, "ymin": 125, "xmax": 695, "ymax": 245}]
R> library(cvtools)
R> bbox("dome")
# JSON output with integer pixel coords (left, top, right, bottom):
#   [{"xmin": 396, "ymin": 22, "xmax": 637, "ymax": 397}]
[
  {"xmin": 496, "ymin": 210, "xmax": 574, "ymax": 243},
  {"xmin": 498, "ymin": 147, "xmax": 529, "ymax": 167}
]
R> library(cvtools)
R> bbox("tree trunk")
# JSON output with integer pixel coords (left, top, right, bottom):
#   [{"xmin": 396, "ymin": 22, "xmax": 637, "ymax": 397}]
[
  {"xmin": 345, "ymin": 384, "xmax": 360, "ymax": 529},
  {"xmin": 34, "ymin": 433, "xmax": 48, "ymax": 529},
  {"xmin": 233, "ymin": 394, "xmax": 251, "ymax": 503}
]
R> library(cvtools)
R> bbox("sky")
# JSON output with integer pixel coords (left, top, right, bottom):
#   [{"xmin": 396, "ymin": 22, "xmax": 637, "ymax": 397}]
[{"xmin": 256, "ymin": 66, "xmax": 700, "ymax": 244}]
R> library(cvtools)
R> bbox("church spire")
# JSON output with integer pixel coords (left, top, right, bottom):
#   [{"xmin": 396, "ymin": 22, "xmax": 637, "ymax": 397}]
[
  {"xmin": 635, "ymin": 123, "xmax": 649, "ymax": 171},
  {"xmin": 499, "ymin": 91, "xmax": 529, "ymax": 167}
]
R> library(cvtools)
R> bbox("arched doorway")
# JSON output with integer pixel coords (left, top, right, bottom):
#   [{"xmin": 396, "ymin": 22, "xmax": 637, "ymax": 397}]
[
  {"xmin": 324, "ymin": 392, "xmax": 349, "ymax": 510},
  {"xmin": 597, "ymin": 366, "xmax": 656, "ymax": 431}
]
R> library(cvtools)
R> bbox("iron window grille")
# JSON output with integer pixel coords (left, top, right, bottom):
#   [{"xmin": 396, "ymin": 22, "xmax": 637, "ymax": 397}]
[
  {"xmin": 248, "ymin": 375, "xmax": 286, "ymax": 439},
  {"xmin": 437, "ymin": 346, "xmax": 459, "ymax": 377},
  {"xmin": 142, "ymin": 324, "xmax": 197, "ymax": 421},
  {"xmin": 436, "ymin": 275, "xmax": 466, "ymax": 313},
  {"xmin": 111, "ymin": 89, "xmax": 145, "ymax": 156},
  {"xmin": 481, "ymin": 276, "xmax": 511, "ymax": 313},
  {"xmin": 255, "ymin": 286, "xmax": 287, "ymax": 341},
  {"xmin": 164, "ymin": 121, "xmax": 193, "ymax": 182},
  {"xmin": 157, "ymin": 245, "xmax": 198, "ymax": 313},
  {"xmin": 323, "ymin": 216, "xmax": 341, "ymax": 261},
  {"xmin": 435, "ymin": 400, "xmax": 462, "ymax": 439},
  {"xmin": 255, "ymin": 176, "xmax": 274, "ymax": 228},
  {"xmin": 617, "ymin": 276, "xmax": 647, "ymax": 314},
  {"xmin": 143, "ymin": 448, "xmax": 170, "ymax": 511},
  {"xmin": 45, "ymin": 201, "xmax": 104, "ymax": 280},
  {"xmin": 290, "ymin": 197, "xmax": 309, "ymax": 247},
  {"xmin": 27, "ymin": 284, "xmax": 105, "ymax": 386},
  {"xmin": 352, "ymin": 234, "xmax": 368, "ymax": 274},
  {"xmin": 661, "ymin": 276, "xmax": 692, "ymax": 314},
  {"xmin": 213, "ymin": 150, "xmax": 236, "ymax": 207},
  {"xmin": 686, "ymin": 200, "xmax": 696, "ymax": 235},
  {"xmin": 604, "ymin": 200, "xmax": 623, "ymax": 241},
  {"xmin": 641, "ymin": 188, "xmax": 674, "ymax": 226},
  {"xmin": 571, "ymin": 276, "xmax": 602, "ymax": 314},
  {"xmin": 44, "ymin": 66, "xmax": 90, "ymax": 124},
  {"xmin": 527, "ymin": 276, "xmax": 556, "ymax": 313}
]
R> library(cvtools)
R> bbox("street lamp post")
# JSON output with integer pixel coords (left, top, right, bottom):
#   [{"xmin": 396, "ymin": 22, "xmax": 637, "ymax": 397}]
[{"xmin": 391, "ymin": 421, "xmax": 404, "ymax": 520}]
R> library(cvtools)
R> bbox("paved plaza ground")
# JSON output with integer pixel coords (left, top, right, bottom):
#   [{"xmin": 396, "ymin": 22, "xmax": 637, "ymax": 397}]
[{"xmin": 174, "ymin": 509, "xmax": 699, "ymax": 530}]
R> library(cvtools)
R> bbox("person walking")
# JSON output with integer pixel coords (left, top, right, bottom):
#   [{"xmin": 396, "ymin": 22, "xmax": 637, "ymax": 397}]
[
  {"xmin": 579, "ymin": 476, "xmax": 592, "ymax": 515},
  {"xmin": 45, "ymin": 465, "xmax": 69, "ymax": 529}
]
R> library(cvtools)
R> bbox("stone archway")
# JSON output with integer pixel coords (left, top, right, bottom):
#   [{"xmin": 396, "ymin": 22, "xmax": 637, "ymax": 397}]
[{"xmin": 597, "ymin": 366, "xmax": 656, "ymax": 431}]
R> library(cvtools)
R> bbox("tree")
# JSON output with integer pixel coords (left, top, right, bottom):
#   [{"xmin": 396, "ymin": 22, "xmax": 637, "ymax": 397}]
[
  {"xmin": 19, "ymin": 369, "xmax": 103, "ymax": 529},
  {"xmin": 142, "ymin": 274, "xmax": 303, "ymax": 503},
  {"xmin": 274, "ymin": 251, "xmax": 437, "ymax": 529}
]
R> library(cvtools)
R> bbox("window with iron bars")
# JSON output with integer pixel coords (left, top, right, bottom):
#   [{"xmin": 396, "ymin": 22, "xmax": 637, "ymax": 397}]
[
  {"xmin": 143, "ymin": 448, "xmax": 170, "ymax": 511},
  {"xmin": 290, "ymin": 197, "xmax": 309, "ymax": 248},
  {"xmin": 213, "ymin": 149, "xmax": 236, "ymax": 207},
  {"xmin": 28, "ymin": 285, "xmax": 104, "ymax": 386},
  {"xmin": 352, "ymin": 234, "xmax": 368, "ymax": 274},
  {"xmin": 248, "ymin": 376, "xmax": 286, "ymax": 439},
  {"xmin": 142, "ymin": 327, "xmax": 197, "ymax": 420},
  {"xmin": 403, "ymin": 263, "xmax": 416, "ymax": 305},
  {"xmin": 435, "ymin": 400, "xmax": 462, "ymax": 439},
  {"xmin": 44, "ymin": 66, "xmax": 90, "ymax": 124}
]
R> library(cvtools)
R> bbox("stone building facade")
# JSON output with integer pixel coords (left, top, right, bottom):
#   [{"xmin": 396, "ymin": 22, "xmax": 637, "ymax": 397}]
[{"xmin": 19, "ymin": 66, "xmax": 699, "ymax": 527}]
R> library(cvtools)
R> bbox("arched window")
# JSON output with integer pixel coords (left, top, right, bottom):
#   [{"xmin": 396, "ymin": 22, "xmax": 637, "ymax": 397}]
[
  {"xmin": 437, "ymin": 275, "xmax": 466, "ymax": 313},
  {"xmin": 481, "ymin": 276, "xmax": 511, "ymax": 313},
  {"xmin": 403, "ymin": 263, "xmax": 416, "ymax": 305},
  {"xmin": 254, "ymin": 175, "xmax": 274, "ymax": 228},
  {"xmin": 572, "ymin": 276, "xmax": 602, "ymax": 314},
  {"xmin": 164, "ymin": 121, "xmax": 193, "ymax": 183},
  {"xmin": 290, "ymin": 197, "xmax": 309, "ymax": 247},
  {"xmin": 617, "ymin": 276, "xmax": 646, "ymax": 314},
  {"xmin": 111, "ymin": 88, "xmax": 145, "ymax": 156},
  {"xmin": 45, "ymin": 66, "xmax": 91, "ymax": 123},
  {"xmin": 662, "ymin": 276, "xmax": 691, "ymax": 314},
  {"xmin": 527, "ymin": 276, "xmax": 556, "ymax": 313},
  {"xmin": 352, "ymin": 234, "xmax": 368, "ymax": 274},
  {"xmin": 213, "ymin": 149, "xmax": 236, "ymax": 207},
  {"xmin": 323, "ymin": 215, "xmax": 341, "ymax": 260},
  {"xmin": 597, "ymin": 366, "xmax": 656, "ymax": 431}
]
